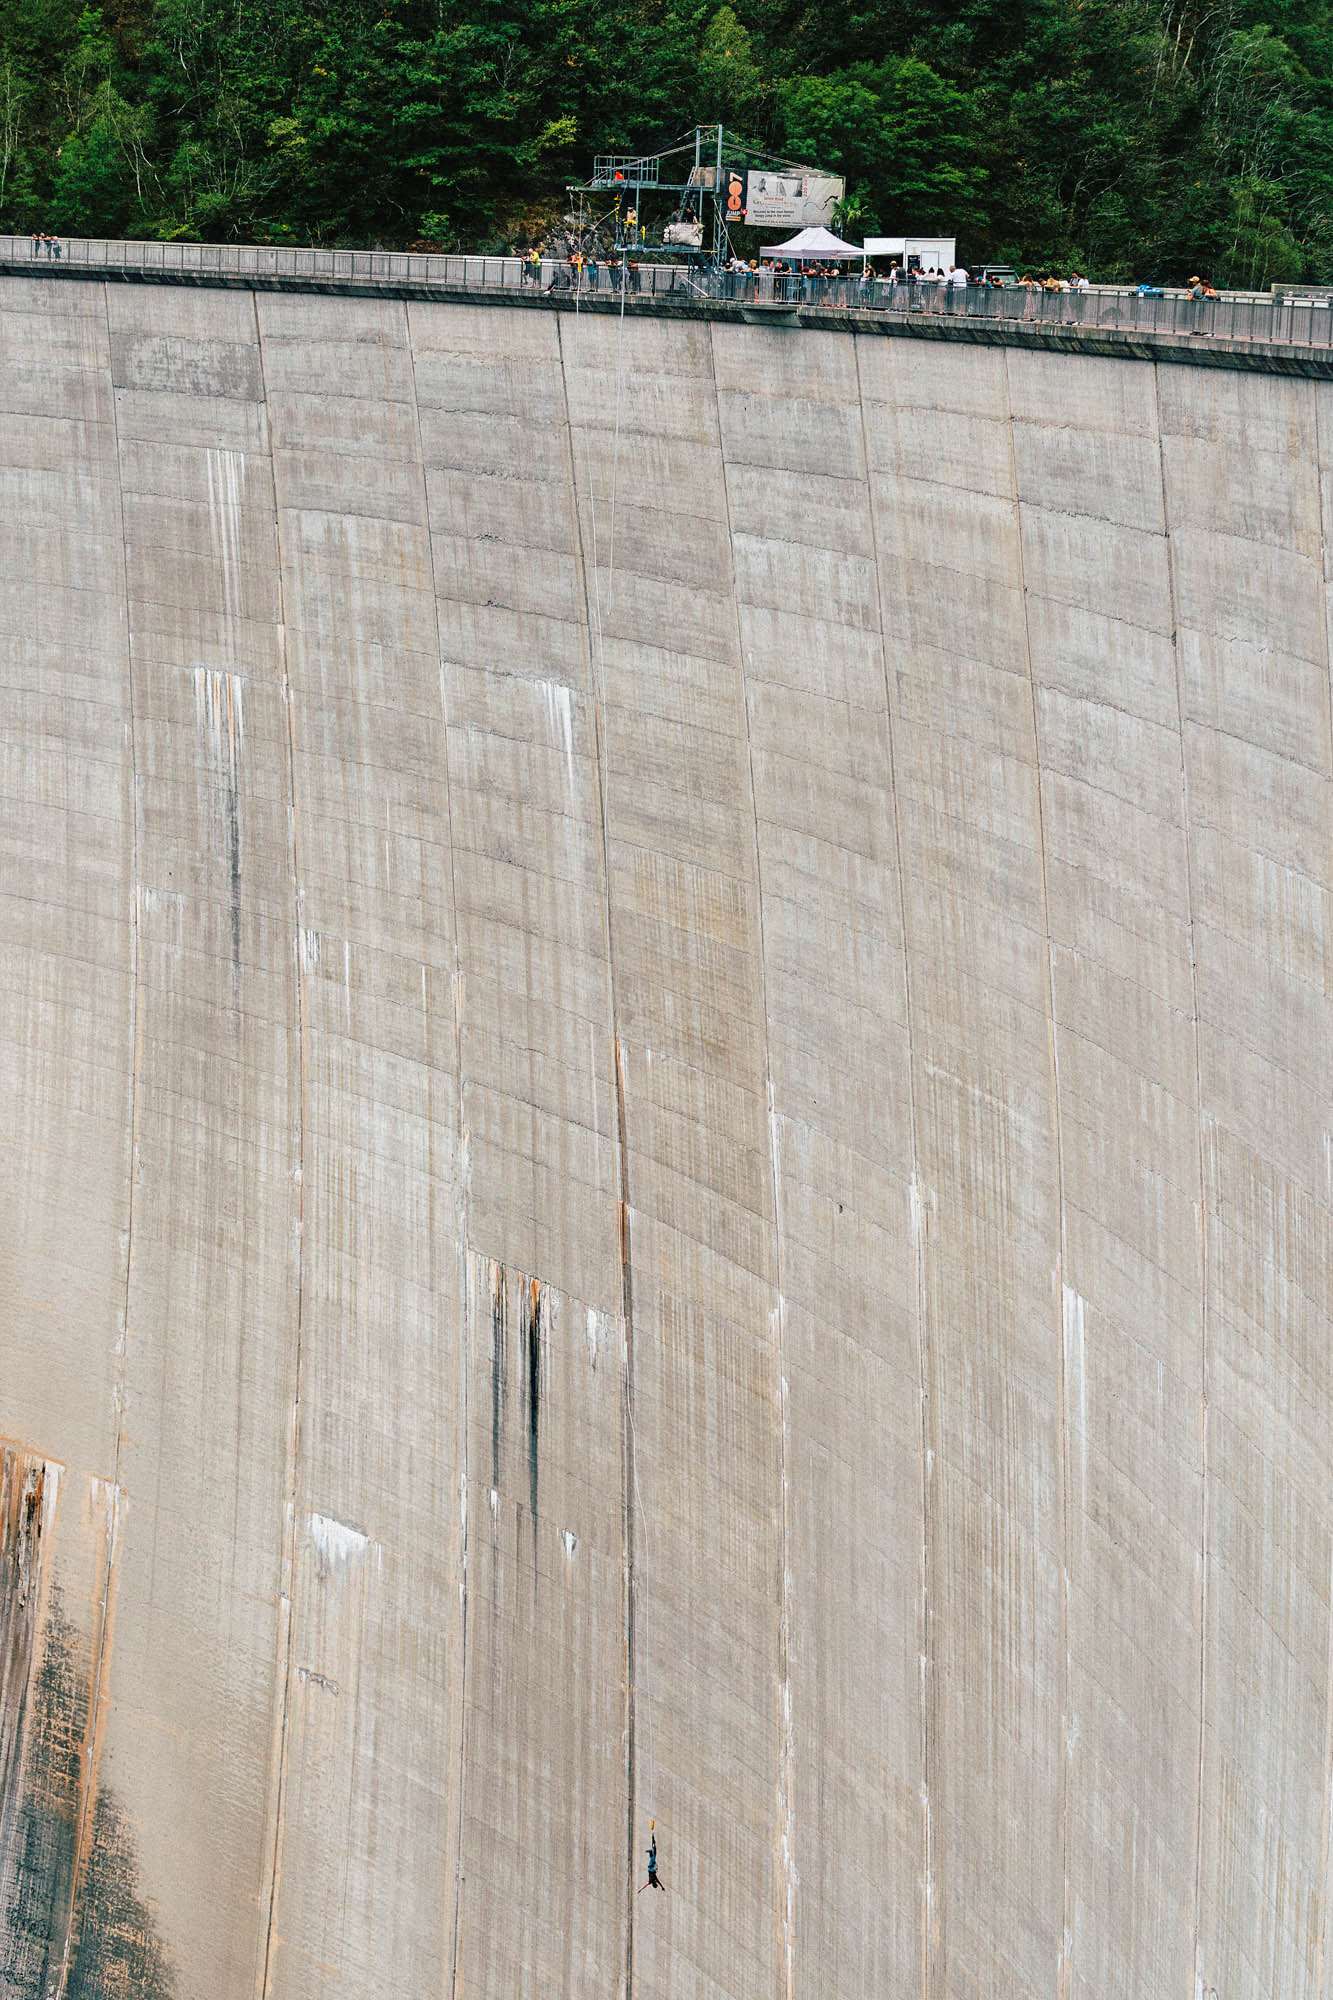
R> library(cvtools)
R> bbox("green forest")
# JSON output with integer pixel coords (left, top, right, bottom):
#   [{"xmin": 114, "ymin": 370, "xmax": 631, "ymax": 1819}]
[{"xmin": 1, "ymin": 0, "xmax": 1332, "ymax": 283}]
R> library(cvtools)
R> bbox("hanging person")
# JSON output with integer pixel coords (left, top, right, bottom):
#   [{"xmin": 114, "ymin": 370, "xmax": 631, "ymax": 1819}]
[{"xmin": 638, "ymin": 1821, "xmax": 666, "ymax": 1893}]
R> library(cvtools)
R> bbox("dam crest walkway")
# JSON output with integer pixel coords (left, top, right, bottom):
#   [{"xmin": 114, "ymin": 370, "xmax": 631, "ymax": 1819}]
[{"xmin": 5, "ymin": 231, "xmax": 1333, "ymax": 379}]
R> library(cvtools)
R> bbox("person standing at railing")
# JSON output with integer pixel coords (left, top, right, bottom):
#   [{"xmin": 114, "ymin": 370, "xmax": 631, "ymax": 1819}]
[
  {"xmin": 1187, "ymin": 275, "xmax": 1211, "ymax": 332},
  {"xmin": 30, "ymin": 231, "xmax": 39, "ymax": 258},
  {"xmin": 949, "ymin": 264, "xmax": 968, "ymax": 314}
]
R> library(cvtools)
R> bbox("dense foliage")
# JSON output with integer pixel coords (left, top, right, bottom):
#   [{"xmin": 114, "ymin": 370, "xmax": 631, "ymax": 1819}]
[{"xmin": 2, "ymin": 0, "xmax": 1332, "ymax": 282}]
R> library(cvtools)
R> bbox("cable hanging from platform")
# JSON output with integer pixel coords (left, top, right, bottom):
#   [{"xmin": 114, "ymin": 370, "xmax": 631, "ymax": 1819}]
[{"xmin": 569, "ymin": 227, "xmax": 658, "ymax": 1867}]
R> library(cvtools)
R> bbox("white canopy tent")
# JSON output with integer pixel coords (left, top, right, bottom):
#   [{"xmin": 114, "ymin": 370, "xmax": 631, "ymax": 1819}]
[{"xmin": 759, "ymin": 225, "xmax": 864, "ymax": 262}]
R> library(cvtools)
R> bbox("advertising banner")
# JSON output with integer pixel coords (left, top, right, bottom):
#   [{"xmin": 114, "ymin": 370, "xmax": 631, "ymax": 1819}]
[
  {"xmin": 744, "ymin": 171, "xmax": 844, "ymax": 228},
  {"xmin": 721, "ymin": 164, "xmax": 746, "ymax": 229}
]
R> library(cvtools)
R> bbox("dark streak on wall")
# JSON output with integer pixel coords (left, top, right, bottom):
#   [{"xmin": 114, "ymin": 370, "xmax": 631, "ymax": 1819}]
[
  {"xmin": 1, "ymin": 1454, "xmax": 46, "ymax": 1865},
  {"xmin": 0, "ymin": 1592, "xmax": 82, "ymax": 1996},
  {"xmin": 490, "ymin": 1261, "xmax": 506, "ymax": 1495},
  {"xmin": 63, "ymin": 1787, "xmax": 175, "ymax": 2000}
]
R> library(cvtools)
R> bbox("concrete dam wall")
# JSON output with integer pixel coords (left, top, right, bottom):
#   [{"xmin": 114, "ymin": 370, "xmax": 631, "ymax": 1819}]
[{"xmin": 0, "ymin": 273, "xmax": 1330, "ymax": 2000}]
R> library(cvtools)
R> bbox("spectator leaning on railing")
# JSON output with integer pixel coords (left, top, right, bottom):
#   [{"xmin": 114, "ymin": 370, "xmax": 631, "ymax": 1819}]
[{"xmin": 1187, "ymin": 274, "xmax": 1218, "ymax": 329}]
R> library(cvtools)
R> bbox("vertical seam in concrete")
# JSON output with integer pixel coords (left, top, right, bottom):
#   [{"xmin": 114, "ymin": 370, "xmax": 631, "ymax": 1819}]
[
  {"xmin": 706, "ymin": 322, "xmax": 794, "ymax": 2000},
  {"xmin": 56, "ymin": 278, "xmax": 139, "ymax": 1994},
  {"xmin": 852, "ymin": 331, "xmax": 932, "ymax": 2000},
  {"xmin": 403, "ymin": 299, "xmax": 472, "ymax": 1998},
  {"xmin": 1308, "ymin": 378, "xmax": 1333, "ymax": 2000},
  {"xmin": 1315, "ymin": 383, "xmax": 1333, "ymax": 794},
  {"xmin": 252, "ymin": 289, "xmax": 308, "ymax": 2000},
  {"xmin": 1150, "ymin": 357, "xmax": 1211, "ymax": 1999},
  {"xmin": 1000, "ymin": 348, "xmax": 1071, "ymax": 1998},
  {"xmin": 554, "ymin": 305, "xmax": 639, "ymax": 2000}
]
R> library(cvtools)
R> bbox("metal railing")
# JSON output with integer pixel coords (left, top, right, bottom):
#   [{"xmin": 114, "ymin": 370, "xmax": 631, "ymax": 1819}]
[
  {"xmin": 0, "ymin": 233, "xmax": 716, "ymax": 299},
  {"xmin": 4, "ymin": 234, "xmax": 1333, "ymax": 350},
  {"xmin": 773, "ymin": 273, "xmax": 1333, "ymax": 347},
  {"xmin": 590, "ymin": 156, "xmax": 663, "ymax": 186}
]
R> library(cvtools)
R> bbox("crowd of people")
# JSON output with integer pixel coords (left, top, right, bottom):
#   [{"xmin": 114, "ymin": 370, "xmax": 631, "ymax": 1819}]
[
  {"xmin": 510, "ymin": 241, "xmax": 1225, "ymax": 319},
  {"xmin": 877, "ymin": 264, "xmax": 1092, "ymax": 303}
]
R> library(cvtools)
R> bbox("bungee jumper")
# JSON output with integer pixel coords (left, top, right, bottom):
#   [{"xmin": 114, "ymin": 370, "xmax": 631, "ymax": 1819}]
[{"xmin": 638, "ymin": 1821, "xmax": 665, "ymax": 1893}]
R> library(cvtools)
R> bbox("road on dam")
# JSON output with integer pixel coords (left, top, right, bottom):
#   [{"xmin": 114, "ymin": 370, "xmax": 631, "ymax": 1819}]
[{"xmin": 0, "ymin": 270, "xmax": 1330, "ymax": 1999}]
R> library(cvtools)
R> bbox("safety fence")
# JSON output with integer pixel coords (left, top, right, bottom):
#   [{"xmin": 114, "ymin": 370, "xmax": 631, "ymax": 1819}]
[
  {"xmin": 4, "ymin": 234, "xmax": 1331, "ymax": 349},
  {"xmin": 0, "ymin": 234, "xmax": 701, "ymax": 298}
]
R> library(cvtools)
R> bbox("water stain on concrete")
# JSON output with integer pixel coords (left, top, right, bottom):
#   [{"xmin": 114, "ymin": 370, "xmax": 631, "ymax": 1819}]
[
  {"xmin": 490, "ymin": 1260, "xmax": 506, "ymax": 1494},
  {"xmin": 526, "ymin": 1278, "xmax": 542, "ymax": 1538},
  {"xmin": 0, "ymin": 1447, "xmax": 174, "ymax": 1998}
]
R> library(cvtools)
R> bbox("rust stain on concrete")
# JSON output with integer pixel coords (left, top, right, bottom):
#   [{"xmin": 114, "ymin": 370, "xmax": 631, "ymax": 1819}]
[{"xmin": 0, "ymin": 1448, "xmax": 173, "ymax": 1997}]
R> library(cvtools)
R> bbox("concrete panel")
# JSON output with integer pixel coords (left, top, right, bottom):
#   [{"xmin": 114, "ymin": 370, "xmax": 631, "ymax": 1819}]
[
  {"xmin": 254, "ymin": 290, "xmax": 462, "ymax": 1999},
  {"xmin": 409, "ymin": 298, "xmax": 628, "ymax": 2000},
  {"xmin": 103, "ymin": 280, "xmax": 297, "ymax": 1997}
]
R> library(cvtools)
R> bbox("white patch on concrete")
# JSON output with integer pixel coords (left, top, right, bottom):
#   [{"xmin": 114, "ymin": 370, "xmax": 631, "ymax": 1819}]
[
  {"xmin": 1062, "ymin": 1284, "xmax": 1088, "ymax": 1518},
  {"xmin": 563, "ymin": 1529, "xmax": 578, "ymax": 1560},
  {"xmin": 537, "ymin": 677, "xmax": 576, "ymax": 793},
  {"xmin": 588, "ymin": 1022, "xmax": 601, "ymax": 1137},
  {"xmin": 778, "ymin": 1673, "xmax": 798, "ymax": 1995},
  {"xmin": 586, "ymin": 1307, "xmax": 605, "ymax": 1369},
  {"xmin": 83, "ymin": 1470, "xmax": 120, "ymax": 1562},
  {"xmin": 204, "ymin": 447, "xmax": 243, "ymax": 627},
  {"xmin": 767, "ymin": 1079, "xmax": 783, "ymax": 1219},
  {"xmin": 459, "ymin": 1472, "xmax": 468, "ymax": 1599},
  {"xmin": 193, "ymin": 665, "xmax": 244, "ymax": 764},
  {"xmin": 308, "ymin": 1511, "xmax": 371, "ymax": 1574},
  {"xmin": 297, "ymin": 1665, "xmax": 340, "ymax": 1695},
  {"xmin": 909, "ymin": 1173, "xmax": 933, "ymax": 1244}
]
